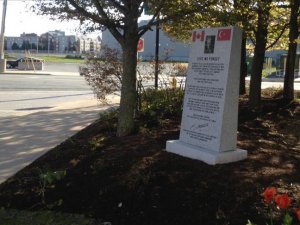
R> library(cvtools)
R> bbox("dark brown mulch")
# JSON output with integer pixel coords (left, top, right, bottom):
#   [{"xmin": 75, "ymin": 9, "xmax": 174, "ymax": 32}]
[{"xmin": 0, "ymin": 100, "xmax": 299, "ymax": 225}]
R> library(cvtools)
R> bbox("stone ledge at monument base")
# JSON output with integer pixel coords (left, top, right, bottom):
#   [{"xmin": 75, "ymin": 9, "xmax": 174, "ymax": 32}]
[{"xmin": 166, "ymin": 140, "xmax": 247, "ymax": 165}]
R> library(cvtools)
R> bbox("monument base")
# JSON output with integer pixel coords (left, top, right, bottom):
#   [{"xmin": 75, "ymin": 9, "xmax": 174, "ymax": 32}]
[{"xmin": 166, "ymin": 140, "xmax": 247, "ymax": 165}]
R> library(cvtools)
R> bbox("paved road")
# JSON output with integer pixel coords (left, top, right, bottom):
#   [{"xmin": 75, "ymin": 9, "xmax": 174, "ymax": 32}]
[
  {"xmin": 0, "ymin": 74, "xmax": 87, "ymax": 91},
  {"xmin": 0, "ymin": 73, "xmax": 96, "ymax": 117},
  {"xmin": 0, "ymin": 69, "xmax": 119, "ymax": 183}
]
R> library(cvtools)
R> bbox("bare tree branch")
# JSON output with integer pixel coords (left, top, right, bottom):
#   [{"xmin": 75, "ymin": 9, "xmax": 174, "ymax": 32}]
[
  {"xmin": 90, "ymin": 0, "xmax": 124, "ymax": 43},
  {"xmin": 266, "ymin": 22, "xmax": 289, "ymax": 50},
  {"xmin": 66, "ymin": 0, "xmax": 105, "ymax": 24},
  {"xmin": 109, "ymin": 0, "xmax": 127, "ymax": 14}
]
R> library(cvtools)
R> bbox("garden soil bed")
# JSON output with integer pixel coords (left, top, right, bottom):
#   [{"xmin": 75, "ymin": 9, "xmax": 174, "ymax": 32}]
[{"xmin": 0, "ymin": 99, "xmax": 299, "ymax": 225}]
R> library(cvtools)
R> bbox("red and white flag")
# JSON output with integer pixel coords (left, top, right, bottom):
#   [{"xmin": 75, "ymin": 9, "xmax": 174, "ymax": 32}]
[
  {"xmin": 192, "ymin": 30, "xmax": 205, "ymax": 42},
  {"xmin": 217, "ymin": 29, "xmax": 231, "ymax": 41}
]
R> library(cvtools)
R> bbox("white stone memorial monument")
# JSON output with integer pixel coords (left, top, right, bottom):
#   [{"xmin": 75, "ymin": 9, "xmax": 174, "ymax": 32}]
[{"xmin": 166, "ymin": 26, "xmax": 247, "ymax": 165}]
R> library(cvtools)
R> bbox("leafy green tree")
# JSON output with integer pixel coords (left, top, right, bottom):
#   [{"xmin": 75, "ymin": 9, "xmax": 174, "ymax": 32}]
[
  {"xmin": 11, "ymin": 42, "xmax": 19, "ymax": 50},
  {"xmin": 249, "ymin": 0, "xmax": 273, "ymax": 109},
  {"xmin": 163, "ymin": 0, "xmax": 289, "ymax": 101},
  {"xmin": 163, "ymin": 0, "xmax": 254, "ymax": 95},
  {"xmin": 21, "ymin": 40, "xmax": 31, "ymax": 50},
  {"xmin": 31, "ymin": 43, "xmax": 37, "ymax": 50},
  {"xmin": 32, "ymin": 0, "xmax": 213, "ymax": 136},
  {"xmin": 249, "ymin": 1, "xmax": 290, "ymax": 109},
  {"xmin": 69, "ymin": 45, "xmax": 77, "ymax": 52},
  {"xmin": 38, "ymin": 43, "xmax": 45, "ymax": 51}
]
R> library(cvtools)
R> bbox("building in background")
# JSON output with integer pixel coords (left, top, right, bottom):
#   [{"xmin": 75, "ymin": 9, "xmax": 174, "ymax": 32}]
[
  {"xmin": 48, "ymin": 30, "xmax": 66, "ymax": 53},
  {"xmin": 20, "ymin": 33, "xmax": 39, "ymax": 51},
  {"xmin": 5, "ymin": 30, "xmax": 101, "ymax": 54},
  {"xmin": 5, "ymin": 36, "xmax": 23, "ymax": 50},
  {"xmin": 101, "ymin": 20, "xmax": 190, "ymax": 61},
  {"xmin": 6, "ymin": 33, "xmax": 38, "ymax": 51},
  {"xmin": 76, "ymin": 37, "xmax": 101, "ymax": 54}
]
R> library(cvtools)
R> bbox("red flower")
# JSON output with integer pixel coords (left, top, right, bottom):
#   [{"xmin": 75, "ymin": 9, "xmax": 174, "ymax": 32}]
[
  {"xmin": 275, "ymin": 194, "xmax": 291, "ymax": 209},
  {"xmin": 295, "ymin": 208, "xmax": 300, "ymax": 221},
  {"xmin": 263, "ymin": 187, "xmax": 276, "ymax": 203}
]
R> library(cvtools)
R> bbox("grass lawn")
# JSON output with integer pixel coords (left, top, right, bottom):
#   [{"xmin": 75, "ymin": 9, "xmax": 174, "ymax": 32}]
[
  {"xmin": 38, "ymin": 56, "xmax": 85, "ymax": 63},
  {"xmin": 0, "ymin": 91, "xmax": 299, "ymax": 225},
  {"xmin": 6, "ymin": 53, "xmax": 86, "ymax": 63}
]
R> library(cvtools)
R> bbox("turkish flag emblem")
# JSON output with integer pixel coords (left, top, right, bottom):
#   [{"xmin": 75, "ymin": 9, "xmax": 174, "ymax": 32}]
[
  {"xmin": 217, "ymin": 29, "xmax": 231, "ymax": 41},
  {"xmin": 192, "ymin": 30, "xmax": 205, "ymax": 42}
]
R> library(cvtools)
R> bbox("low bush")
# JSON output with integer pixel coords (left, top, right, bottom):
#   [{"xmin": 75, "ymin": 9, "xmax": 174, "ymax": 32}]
[
  {"xmin": 137, "ymin": 88, "xmax": 184, "ymax": 127},
  {"xmin": 79, "ymin": 46, "xmax": 122, "ymax": 101},
  {"xmin": 65, "ymin": 55, "xmax": 83, "ymax": 59},
  {"xmin": 80, "ymin": 46, "xmax": 185, "ymax": 129},
  {"xmin": 261, "ymin": 87, "xmax": 283, "ymax": 98}
]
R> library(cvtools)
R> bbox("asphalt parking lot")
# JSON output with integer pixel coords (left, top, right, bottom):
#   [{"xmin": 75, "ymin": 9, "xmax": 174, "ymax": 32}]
[{"xmin": 44, "ymin": 62, "xmax": 82, "ymax": 73}]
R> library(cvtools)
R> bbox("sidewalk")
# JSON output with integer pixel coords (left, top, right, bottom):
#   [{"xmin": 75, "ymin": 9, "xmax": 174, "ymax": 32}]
[{"xmin": 0, "ymin": 95, "xmax": 120, "ymax": 184}]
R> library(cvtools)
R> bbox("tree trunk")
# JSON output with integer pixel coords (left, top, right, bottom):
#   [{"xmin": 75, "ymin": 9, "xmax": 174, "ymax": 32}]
[
  {"xmin": 249, "ymin": 5, "xmax": 270, "ymax": 109},
  {"xmin": 283, "ymin": 0, "xmax": 299, "ymax": 103},
  {"xmin": 239, "ymin": 34, "xmax": 247, "ymax": 95},
  {"xmin": 117, "ymin": 28, "xmax": 139, "ymax": 137}
]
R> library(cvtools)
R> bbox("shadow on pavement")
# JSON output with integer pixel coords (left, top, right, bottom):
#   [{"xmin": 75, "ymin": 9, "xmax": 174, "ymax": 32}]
[
  {"xmin": 0, "ymin": 93, "xmax": 92, "ymax": 103},
  {"xmin": 0, "ymin": 104, "xmax": 113, "ymax": 183}
]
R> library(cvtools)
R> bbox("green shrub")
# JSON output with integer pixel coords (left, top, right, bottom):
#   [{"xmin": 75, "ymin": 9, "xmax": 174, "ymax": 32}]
[
  {"xmin": 137, "ymin": 88, "xmax": 184, "ymax": 127},
  {"xmin": 65, "ymin": 55, "xmax": 83, "ymax": 59},
  {"xmin": 79, "ymin": 46, "xmax": 122, "ymax": 101},
  {"xmin": 38, "ymin": 170, "xmax": 66, "ymax": 204}
]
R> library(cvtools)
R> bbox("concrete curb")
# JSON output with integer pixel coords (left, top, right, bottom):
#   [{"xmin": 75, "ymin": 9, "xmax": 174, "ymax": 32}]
[
  {"xmin": 262, "ymin": 78, "xmax": 300, "ymax": 83},
  {"xmin": 0, "ymin": 70, "xmax": 79, "ymax": 76},
  {"xmin": 246, "ymin": 77, "xmax": 300, "ymax": 83}
]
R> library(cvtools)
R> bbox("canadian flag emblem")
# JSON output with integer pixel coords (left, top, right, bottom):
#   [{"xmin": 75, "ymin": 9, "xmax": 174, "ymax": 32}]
[
  {"xmin": 192, "ymin": 30, "xmax": 205, "ymax": 42},
  {"xmin": 217, "ymin": 29, "xmax": 231, "ymax": 41}
]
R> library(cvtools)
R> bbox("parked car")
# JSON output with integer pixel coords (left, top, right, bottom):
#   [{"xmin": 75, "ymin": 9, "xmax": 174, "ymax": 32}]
[
  {"xmin": 6, "ymin": 58, "xmax": 20, "ymax": 69},
  {"xmin": 6, "ymin": 57, "xmax": 44, "ymax": 69}
]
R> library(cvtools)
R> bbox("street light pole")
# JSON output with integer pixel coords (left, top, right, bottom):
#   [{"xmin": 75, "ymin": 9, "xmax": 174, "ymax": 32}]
[
  {"xmin": 37, "ymin": 36, "xmax": 39, "ymax": 54},
  {"xmin": 48, "ymin": 33, "xmax": 50, "ymax": 55},
  {"xmin": 154, "ymin": 15, "xmax": 160, "ymax": 89},
  {"xmin": 0, "ymin": 0, "xmax": 8, "ymax": 72}
]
